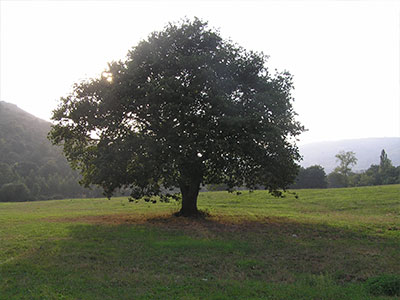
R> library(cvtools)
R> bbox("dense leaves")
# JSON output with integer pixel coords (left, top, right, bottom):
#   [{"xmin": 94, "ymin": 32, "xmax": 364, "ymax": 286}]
[
  {"xmin": 50, "ymin": 18, "xmax": 304, "ymax": 215},
  {"xmin": 291, "ymin": 165, "xmax": 327, "ymax": 189}
]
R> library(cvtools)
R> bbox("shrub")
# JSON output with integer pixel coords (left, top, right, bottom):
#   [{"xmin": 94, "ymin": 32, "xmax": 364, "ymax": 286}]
[{"xmin": 0, "ymin": 182, "xmax": 31, "ymax": 202}]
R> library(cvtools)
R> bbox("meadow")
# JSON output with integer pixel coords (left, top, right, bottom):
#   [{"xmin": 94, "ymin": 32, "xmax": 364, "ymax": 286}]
[{"xmin": 0, "ymin": 185, "xmax": 399, "ymax": 299}]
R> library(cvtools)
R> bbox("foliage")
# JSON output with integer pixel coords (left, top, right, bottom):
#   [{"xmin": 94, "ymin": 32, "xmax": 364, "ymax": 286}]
[
  {"xmin": 334, "ymin": 150, "xmax": 357, "ymax": 184},
  {"xmin": 0, "ymin": 101, "xmax": 103, "ymax": 201},
  {"xmin": 0, "ymin": 162, "xmax": 16, "ymax": 187},
  {"xmin": 49, "ymin": 18, "xmax": 304, "ymax": 215},
  {"xmin": 365, "ymin": 274, "xmax": 400, "ymax": 296},
  {"xmin": 328, "ymin": 149, "xmax": 400, "ymax": 188},
  {"xmin": 291, "ymin": 165, "xmax": 327, "ymax": 189},
  {"xmin": 327, "ymin": 172, "xmax": 346, "ymax": 188},
  {"xmin": 357, "ymin": 165, "xmax": 380, "ymax": 186},
  {"xmin": 379, "ymin": 149, "xmax": 392, "ymax": 172},
  {"xmin": 378, "ymin": 149, "xmax": 399, "ymax": 185},
  {"xmin": 0, "ymin": 182, "xmax": 31, "ymax": 202},
  {"xmin": 324, "ymin": 151, "xmax": 358, "ymax": 188},
  {"xmin": 346, "ymin": 150, "xmax": 400, "ymax": 187}
]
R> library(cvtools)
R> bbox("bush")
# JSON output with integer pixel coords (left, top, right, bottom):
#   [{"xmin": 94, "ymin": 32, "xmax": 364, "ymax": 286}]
[
  {"xmin": 0, "ymin": 182, "xmax": 31, "ymax": 202},
  {"xmin": 365, "ymin": 274, "xmax": 400, "ymax": 296}
]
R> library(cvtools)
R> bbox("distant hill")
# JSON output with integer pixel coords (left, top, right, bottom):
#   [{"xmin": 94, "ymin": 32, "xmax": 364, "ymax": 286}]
[
  {"xmin": 299, "ymin": 137, "xmax": 400, "ymax": 173},
  {"xmin": 0, "ymin": 101, "xmax": 59, "ymax": 165},
  {"xmin": 0, "ymin": 101, "xmax": 102, "ymax": 201}
]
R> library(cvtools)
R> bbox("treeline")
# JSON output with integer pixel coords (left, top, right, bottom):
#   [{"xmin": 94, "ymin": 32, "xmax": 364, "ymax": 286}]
[
  {"xmin": 0, "ymin": 161, "xmax": 103, "ymax": 202},
  {"xmin": 291, "ymin": 149, "xmax": 400, "ymax": 189}
]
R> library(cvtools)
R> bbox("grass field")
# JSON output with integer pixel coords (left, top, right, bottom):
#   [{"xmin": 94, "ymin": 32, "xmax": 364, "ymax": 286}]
[{"xmin": 0, "ymin": 185, "xmax": 399, "ymax": 299}]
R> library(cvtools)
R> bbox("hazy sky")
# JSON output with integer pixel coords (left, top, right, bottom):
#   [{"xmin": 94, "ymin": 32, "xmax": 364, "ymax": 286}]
[{"xmin": 1, "ymin": 0, "xmax": 399, "ymax": 144}]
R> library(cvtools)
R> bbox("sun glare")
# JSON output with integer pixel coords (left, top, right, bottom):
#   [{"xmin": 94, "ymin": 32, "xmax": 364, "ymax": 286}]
[{"xmin": 102, "ymin": 72, "xmax": 113, "ymax": 83}]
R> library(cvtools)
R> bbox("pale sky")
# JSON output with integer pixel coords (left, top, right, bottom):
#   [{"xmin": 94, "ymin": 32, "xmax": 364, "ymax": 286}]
[{"xmin": 1, "ymin": 0, "xmax": 399, "ymax": 144}]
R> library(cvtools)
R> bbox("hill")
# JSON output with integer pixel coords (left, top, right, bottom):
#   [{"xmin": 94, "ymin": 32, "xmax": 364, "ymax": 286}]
[
  {"xmin": 0, "ymin": 101, "xmax": 58, "ymax": 165},
  {"xmin": 299, "ymin": 137, "xmax": 400, "ymax": 173},
  {"xmin": 0, "ymin": 101, "xmax": 102, "ymax": 201}
]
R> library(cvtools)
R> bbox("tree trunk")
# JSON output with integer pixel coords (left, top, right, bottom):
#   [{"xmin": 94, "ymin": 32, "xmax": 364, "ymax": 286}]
[{"xmin": 177, "ymin": 179, "xmax": 201, "ymax": 217}]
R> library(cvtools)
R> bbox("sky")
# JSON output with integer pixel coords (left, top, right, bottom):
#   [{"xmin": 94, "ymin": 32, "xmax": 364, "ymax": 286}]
[{"xmin": 1, "ymin": 0, "xmax": 399, "ymax": 145}]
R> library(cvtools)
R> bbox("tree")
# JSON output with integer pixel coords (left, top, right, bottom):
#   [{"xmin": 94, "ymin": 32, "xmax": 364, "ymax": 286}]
[
  {"xmin": 327, "ymin": 172, "xmax": 346, "ymax": 188},
  {"xmin": 291, "ymin": 165, "xmax": 327, "ymax": 189},
  {"xmin": 378, "ymin": 149, "xmax": 398, "ymax": 185},
  {"xmin": 0, "ymin": 182, "xmax": 31, "ymax": 202},
  {"xmin": 379, "ymin": 149, "xmax": 392, "ymax": 172},
  {"xmin": 13, "ymin": 161, "xmax": 38, "ymax": 178},
  {"xmin": 49, "ymin": 18, "xmax": 304, "ymax": 216},
  {"xmin": 0, "ymin": 162, "xmax": 16, "ymax": 187},
  {"xmin": 358, "ymin": 171, "xmax": 377, "ymax": 186},
  {"xmin": 334, "ymin": 151, "xmax": 357, "ymax": 186}
]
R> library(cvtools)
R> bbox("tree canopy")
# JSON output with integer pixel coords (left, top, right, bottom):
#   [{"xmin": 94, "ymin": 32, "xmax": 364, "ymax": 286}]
[
  {"xmin": 291, "ymin": 165, "xmax": 327, "ymax": 189},
  {"xmin": 50, "ymin": 18, "xmax": 304, "ymax": 216},
  {"xmin": 335, "ymin": 150, "xmax": 357, "ymax": 174}
]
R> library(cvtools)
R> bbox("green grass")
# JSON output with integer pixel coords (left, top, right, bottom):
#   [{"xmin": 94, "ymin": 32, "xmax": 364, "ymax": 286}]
[{"xmin": 0, "ymin": 185, "xmax": 399, "ymax": 299}]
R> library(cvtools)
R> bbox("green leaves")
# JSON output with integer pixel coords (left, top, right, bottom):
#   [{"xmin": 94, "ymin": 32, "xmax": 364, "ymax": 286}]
[{"xmin": 49, "ymin": 18, "xmax": 304, "ymax": 205}]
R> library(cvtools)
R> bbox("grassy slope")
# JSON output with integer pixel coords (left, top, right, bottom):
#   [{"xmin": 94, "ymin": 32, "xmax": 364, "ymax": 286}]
[{"xmin": 0, "ymin": 185, "xmax": 399, "ymax": 299}]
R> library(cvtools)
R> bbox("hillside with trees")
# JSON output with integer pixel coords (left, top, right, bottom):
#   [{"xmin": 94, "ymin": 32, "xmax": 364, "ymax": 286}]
[{"xmin": 0, "ymin": 101, "xmax": 102, "ymax": 201}]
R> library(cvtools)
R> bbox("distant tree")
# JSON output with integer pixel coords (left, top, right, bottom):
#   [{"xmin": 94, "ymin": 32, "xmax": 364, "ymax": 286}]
[
  {"xmin": 291, "ymin": 165, "xmax": 327, "ymax": 189},
  {"xmin": 49, "ymin": 18, "xmax": 304, "ymax": 216},
  {"xmin": 327, "ymin": 150, "xmax": 400, "ymax": 188},
  {"xmin": 357, "ymin": 171, "xmax": 377, "ymax": 186},
  {"xmin": 0, "ymin": 182, "xmax": 31, "ymax": 202},
  {"xmin": 13, "ymin": 162, "xmax": 38, "ymax": 178},
  {"xmin": 39, "ymin": 160, "xmax": 59, "ymax": 178},
  {"xmin": 381, "ymin": 167, "xmax": 398, "ymax": 185},
  {"xmin": 327, "ymin": 172, "xmax": 347, "ymax": 188},
  {"xmin": 379, "ymin": 149, "xmax": 392, "ymax": 172},
  {"xmin": 378, "ymin": 149, "xmax": 398, "ymax": 185},
  {"xmin": 356, "ymin": 164, "xmax": 380, "ymax": 186},
  {"xmin": 334, "ymin": 151, "xmax": 357, "ymax": 186},
  {"xmin": 348, "ymin": 172, "xmax": 361, "ymax": 187},
  {"xmin": 0, "ymin": 163, "xmax": 16, "ymax": 187}
]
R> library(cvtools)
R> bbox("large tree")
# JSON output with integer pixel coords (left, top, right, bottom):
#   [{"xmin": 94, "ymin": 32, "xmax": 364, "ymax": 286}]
[
  {"xmin": 291, "ymin": 165, "xmax": 327, "ymax": 189},
  {"xmin": 49, "ymin": 19, "xmax": 304, "ymax": 216}
]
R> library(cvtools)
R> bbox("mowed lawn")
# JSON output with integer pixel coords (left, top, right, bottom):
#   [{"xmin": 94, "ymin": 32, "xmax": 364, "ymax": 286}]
[{"xmin": 0, "ymin": 185, "xmax": 399, "ymax": 299}]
